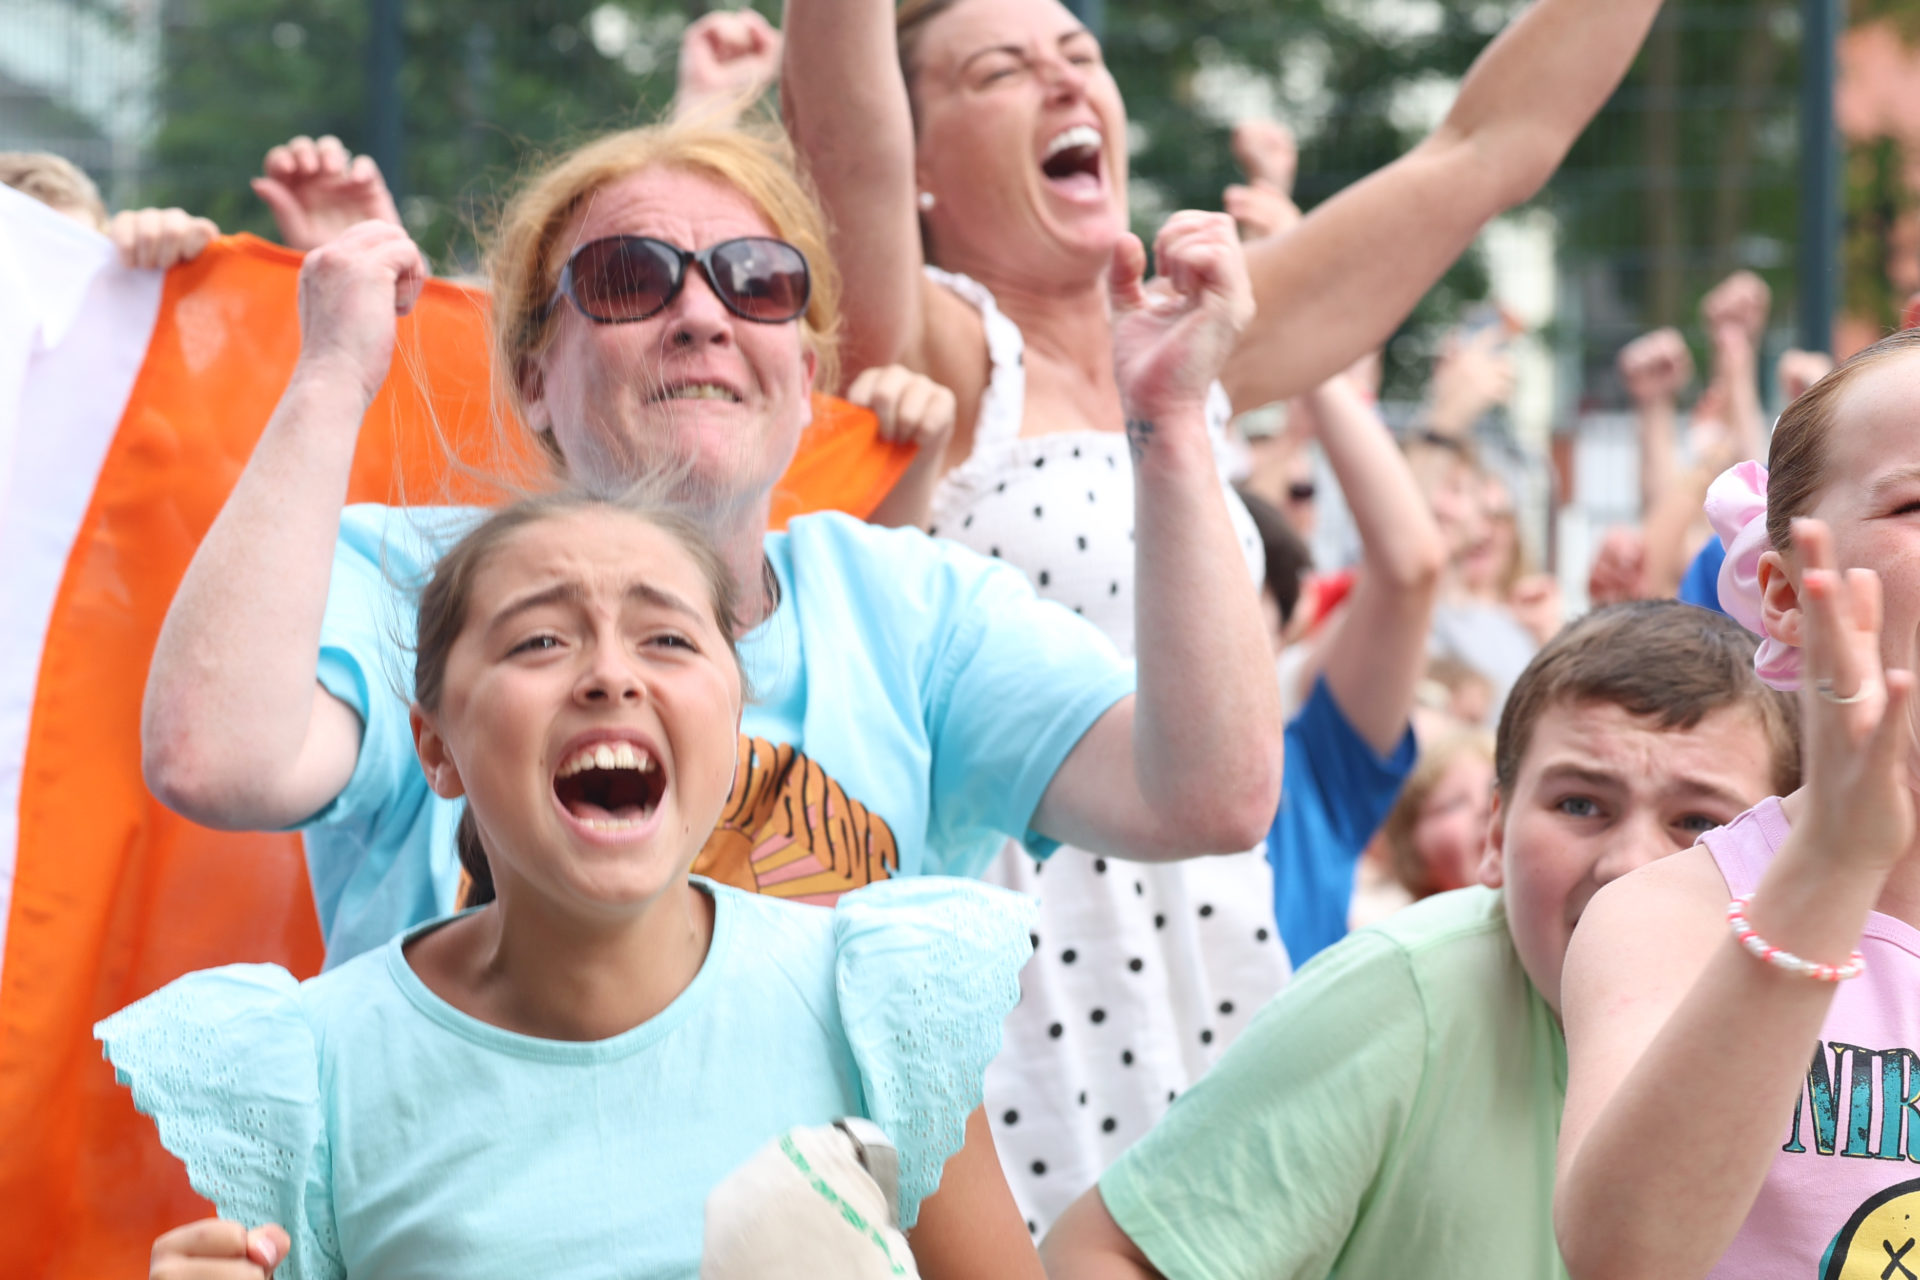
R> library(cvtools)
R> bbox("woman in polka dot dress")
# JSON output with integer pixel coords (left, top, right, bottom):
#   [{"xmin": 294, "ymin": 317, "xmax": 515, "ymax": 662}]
[
  {"xmin": 919, "ymin": 270, "xmax": 1284, "ymax": 1235},
  {"xmin": 783, "ymin": 0, "xmax": 1667, "ymax": 1236}
]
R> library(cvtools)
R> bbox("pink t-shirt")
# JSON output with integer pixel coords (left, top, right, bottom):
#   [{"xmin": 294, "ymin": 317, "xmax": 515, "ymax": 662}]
[{"xmin": 1702, "ymin": 798, "xmax": 1920, "ymax": 1279}]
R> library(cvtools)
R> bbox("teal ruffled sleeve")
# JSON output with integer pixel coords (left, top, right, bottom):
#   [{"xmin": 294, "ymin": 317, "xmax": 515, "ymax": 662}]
[
  {"xmin": 833, "ymin": 878, "xmax": 1035, "ymax": 1228},
  {"xmin": 95, "ymin": 965, "xmax": 343, "ymax": 1280}
]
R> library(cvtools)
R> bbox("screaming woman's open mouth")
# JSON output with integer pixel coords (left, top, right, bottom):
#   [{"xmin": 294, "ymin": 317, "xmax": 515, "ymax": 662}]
[{"xmin": 1041, "ymin": 124, "xmax": 1105, "ymax": 199}]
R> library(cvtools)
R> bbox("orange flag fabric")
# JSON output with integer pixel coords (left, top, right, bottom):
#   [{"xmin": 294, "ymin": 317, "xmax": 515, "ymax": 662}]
[{"xmin": 0, "ymin": 211, "xmax": 910, "ymax": 1278}]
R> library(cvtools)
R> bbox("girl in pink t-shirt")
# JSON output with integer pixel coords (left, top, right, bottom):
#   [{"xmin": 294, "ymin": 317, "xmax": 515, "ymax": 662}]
[{"xmin": 1556, "ymin": 327, "xmax": 1920, "ymax": 1280}]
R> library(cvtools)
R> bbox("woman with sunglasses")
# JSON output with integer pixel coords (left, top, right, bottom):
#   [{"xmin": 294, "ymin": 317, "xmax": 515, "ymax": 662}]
[{"xmin": 142, "ymin": 122, "xmax": 1281, "ymax": 978}]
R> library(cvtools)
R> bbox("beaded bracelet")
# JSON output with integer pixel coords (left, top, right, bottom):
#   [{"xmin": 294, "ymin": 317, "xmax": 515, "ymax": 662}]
[{"xmin": 1726, "ymin": 896, "xmax": 1866, "ymax": 983}]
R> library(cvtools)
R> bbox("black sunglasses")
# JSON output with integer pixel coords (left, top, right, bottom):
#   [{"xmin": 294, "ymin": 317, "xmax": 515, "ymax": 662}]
[{"xmin": 545, "ymin": 235, "xmax": 811, "ymax": 327}]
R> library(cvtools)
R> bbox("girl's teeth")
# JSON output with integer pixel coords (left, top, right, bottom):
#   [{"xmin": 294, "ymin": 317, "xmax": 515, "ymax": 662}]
[
  {"xmin": 585, "ymin": 816, "xmax": 648, "ymax": 832},
  {"xmin": 559, "ymin": 742, "xmax": 659, "ymax": 776}
]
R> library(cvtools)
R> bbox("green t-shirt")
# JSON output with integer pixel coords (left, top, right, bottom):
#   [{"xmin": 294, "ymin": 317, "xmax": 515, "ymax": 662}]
[{"xmin": 1098, "ymin": 886, "xmax": 1568, "ymax": 1280}]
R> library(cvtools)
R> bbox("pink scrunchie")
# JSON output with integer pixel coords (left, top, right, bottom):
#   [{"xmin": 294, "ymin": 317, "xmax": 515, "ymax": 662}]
[{"xmin": 1704, "ymin": 459, "xmax": 1802, "ymax": 691}]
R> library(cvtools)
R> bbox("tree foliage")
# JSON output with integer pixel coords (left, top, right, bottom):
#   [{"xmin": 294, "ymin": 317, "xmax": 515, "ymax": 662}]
[
  {"xmin": 147, "ymin": 0, "xmax": 1856, "ymax": 401},
  {"xmin": 151, "ymin": 0, "xmax": 701, "ymax": 269},
  {"xmin": 1550, "ymin": 0, "xmax": 1801, "ymax": 393}
]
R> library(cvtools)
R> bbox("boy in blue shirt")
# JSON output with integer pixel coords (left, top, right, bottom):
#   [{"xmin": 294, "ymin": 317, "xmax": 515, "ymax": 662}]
[{"xmin": 1244, "ymin": 372, "xmax": 1439, "ymax": 964}]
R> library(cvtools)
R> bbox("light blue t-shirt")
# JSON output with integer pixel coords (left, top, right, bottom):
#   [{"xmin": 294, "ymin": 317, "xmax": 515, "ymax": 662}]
[
  {"xmin": 1268, "ymin": 678, "xmax": 1417, "ymax": 966},
  {"xmin": 97, "ymin": 877, "xmax": 1034, "ymax": 1280},
  {"xmin": 301, "ymin": 505, "xmax": 1133, "ymax": 966}
]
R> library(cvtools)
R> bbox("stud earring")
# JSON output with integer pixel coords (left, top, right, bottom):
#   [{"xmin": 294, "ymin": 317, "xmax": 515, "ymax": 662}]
[{"xmin": 917, "ymin": 190, "xmax": 936, "ymax": 212}]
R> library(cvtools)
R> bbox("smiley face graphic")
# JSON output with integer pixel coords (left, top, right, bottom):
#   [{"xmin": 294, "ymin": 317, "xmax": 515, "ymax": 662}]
[{"xmin": 1823, "ymin": 1178, "xmax": 1920, "ymax": 1280}]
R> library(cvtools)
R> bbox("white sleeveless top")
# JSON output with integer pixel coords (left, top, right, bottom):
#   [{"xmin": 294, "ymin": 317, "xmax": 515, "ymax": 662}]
[
  {"xmin": 925, "ymin": 270, "xmax": 1260, "ymax": 645},
  {"xmin": 924, "ymin": 268, "xmax": 1288, "ymax": 1237}
]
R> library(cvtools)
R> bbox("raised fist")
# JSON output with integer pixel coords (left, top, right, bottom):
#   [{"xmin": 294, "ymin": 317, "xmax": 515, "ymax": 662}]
[
  {"xmin": 1700, "ymin": 270, "xmax": 1770, "ymax": 346},
  {"xmin": 1617, "ymin": 328, "xmax": 1694, "ymax": 408},
  {"xmin": 1110, "ymin": 211, "xmax": 1254, "ymax": 430},
  {"xmin": 294, "ymin": 220, "xmax": 428, "ymax": 403},
  {"xmin": 674, "ymin": 9, "xmax": 782, "ymax": 122},
  {"xmin": 1777, "ymin": 348, "xmax": 1834, "ymax": 406},
  {"xmin": 1230, "ymin": 119, "xmax": 1297, "ymax": 196}
]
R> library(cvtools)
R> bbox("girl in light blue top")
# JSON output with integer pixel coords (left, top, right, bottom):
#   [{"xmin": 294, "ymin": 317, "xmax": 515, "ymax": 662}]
[{"xmin": 98, "ymin": 490, "xmax": 1040, "ymax": 1280}]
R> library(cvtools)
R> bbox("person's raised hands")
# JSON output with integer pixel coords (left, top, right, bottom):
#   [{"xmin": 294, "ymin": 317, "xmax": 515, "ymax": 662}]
[
  {"xmin": 1109, "ymin": 211, "xmax": 1254, "ymax": 432},
  {"xmin": 1508, "ymin": 573, "xmax": 1562, "ymax": 645},
  {"xmin": 1685, "ymin": 379, "xmax": 1738, "ymax": 470},
  {"xmin": 1223, "ymin": 183, "xmax": 1300, "ymax": 242},
  {"xmin": 1225, "ymin": 119, "xmax": 1301, "ymax": 242},
  {"xmin": 1701, "ymin": 269, "xmax": 1771, "ymax": 347},
  {"xmin": 294, "ymin": 220, "xmax": 428, "ymax": 404},
  {"xmin": 1424, "ymin": 324, "xmax": 1516, "ymax": 437},
  {"xmin": 1777, "ymin": 349, "xmax": 1834, "ymax": 406},
  {"xmin": 107, "ymin": 207, "xmax": 220, "ymax": 271},
  {"xmin": 674, "ymin": 9, "xmax": 782, "ymax": 122},
  {"xmin": 1230, "ymin": 119, "xmax": 1297, "ymax": 194},
  {"xmin": 150, "ymin": 1218, "xmax": 288, "ymax": 1280},
  {"xmin": 1706, "ymin": 307, "xmax": 1758, "ymax": 386},
  {"xmin": 1586, "ymin": 525, "xmax": 1647, "ymax": 605},
  {"xmin": 846, "ymin": 364, "xmax": 957, "ymax": 454},
  {"xmin": 1618, "ymin": 327, "xmax": 1694, "ymax": 408},
  {"xmin": 252, "ymin": 134, "xmax": 402, "ymax": 253},
  {"xmin": 1781, "ymin": 518, "xmax": 1916, "ymax": 873}
]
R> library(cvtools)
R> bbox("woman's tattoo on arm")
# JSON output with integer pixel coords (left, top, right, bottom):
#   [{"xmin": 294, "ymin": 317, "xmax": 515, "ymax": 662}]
[{"xmin": 1126, "ymin": 417, "xmax": 1155, "ymax": 462}]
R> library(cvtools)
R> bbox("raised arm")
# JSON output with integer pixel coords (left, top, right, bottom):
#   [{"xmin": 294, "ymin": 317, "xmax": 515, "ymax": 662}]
[
  {"xmin": 1032, "ymin": 215, "xmax": 1284, "ymax": 859},
  {"xmin": 1305, "ymin": 378, "xmax": 1445, "ymax": 754},
  {"xmin": 142, "ymin": 221, "xmax": 425, "ymax": 830},
  {"xmin": 1618, "ymin": 327, "xmax": 1693, "ymax": 515},
  {"xmin": 1700, "ymin": 270, "xmax": 1771, "ymax": 465},
  {"xmin": 779, "ymin": 0, "xmax": 929, "ymax": 377},
  {"xmin": 1556, "ymin": 523, "xmax": 1913, "ymax": 1279},
  {"xmin": 672, "ymin": 9, "xmax": 783, "ymax": 127},
  {"xmin": 1220, "ymin": 0, "xmax": 1665, "ymax": 409}
]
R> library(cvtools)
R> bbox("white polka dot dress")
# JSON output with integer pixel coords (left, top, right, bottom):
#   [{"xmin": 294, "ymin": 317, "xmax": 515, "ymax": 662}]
[{"xmin": 924, "ymin": 269, "xmax": 1289, "ymax": 1237}]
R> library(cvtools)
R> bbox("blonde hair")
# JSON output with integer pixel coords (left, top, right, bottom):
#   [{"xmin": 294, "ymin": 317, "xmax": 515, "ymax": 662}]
[
  {"xmin": 487, "ymin": 121, "xmax": 843, "ymax": 465},
  {"xmin": 0, "ymin": 151, "xmax": 107, "ymax": 230}
]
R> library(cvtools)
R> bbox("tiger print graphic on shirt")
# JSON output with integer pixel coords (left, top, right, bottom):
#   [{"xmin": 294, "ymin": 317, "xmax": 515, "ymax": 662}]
[{"xmin": 692, "ymin": 736, "xmax": 899, "ymax": 903}]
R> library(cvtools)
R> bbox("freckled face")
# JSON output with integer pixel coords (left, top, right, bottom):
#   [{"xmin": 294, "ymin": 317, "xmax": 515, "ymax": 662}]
[
  {"xmin": 529, "ymin": 169, "xmax": 816, "ymax": 508},
  {"xmin": 907, "ymin": 0, "xmax": 1128, "ymax": 281},
  {"xmin": 414, "ymin": 510, "xmax": 743, "ymax": 920},
  {"xmin": 1481, "ymin": 701, "xmax": 1776, "ymax": 1014}
]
